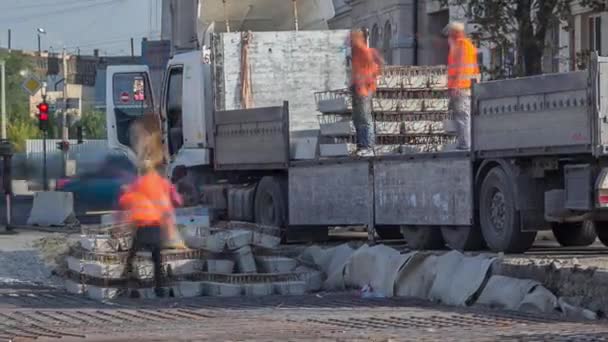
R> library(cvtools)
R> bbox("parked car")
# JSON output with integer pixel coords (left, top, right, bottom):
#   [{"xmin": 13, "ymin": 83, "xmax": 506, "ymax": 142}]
[{"xmin": 56, "ymin": 155, "xmax": 137, "ymax": 210}]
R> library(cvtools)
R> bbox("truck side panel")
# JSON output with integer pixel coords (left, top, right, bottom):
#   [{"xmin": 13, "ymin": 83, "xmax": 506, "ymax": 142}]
[
  {"xmin": 374, "ymin": 155, "xmax": 472, "ymax": 226},
  {"xmin": 212, "ymin": 30, "xmax": 350, "ymax": 132},
  {"xmin": 289, "ymin": 161, "xmax": 370, "ymax": 226},
  {"xmin": 473, "ymin": 71, "xmax": 591, "ymax": 156}
]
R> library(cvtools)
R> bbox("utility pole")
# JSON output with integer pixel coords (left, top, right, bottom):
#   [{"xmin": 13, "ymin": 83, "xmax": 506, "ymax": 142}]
[
  {"xmin": 0, "ymin": 59, "xmax": 11, "ymax": 228},
  {"xmin": 61, "ymin": 48, "xmax": 69, "ymax": 177},
  {"xmin": 0, "ymin": 61, "xmax": 6, "ymax": 140},
  {"xmin": 7, "ymin": 29, "xmax": 11, "ymax": 52},
  {"xmin": 130, "ymin": 37, "xmax": 135, "ymax": 57}
]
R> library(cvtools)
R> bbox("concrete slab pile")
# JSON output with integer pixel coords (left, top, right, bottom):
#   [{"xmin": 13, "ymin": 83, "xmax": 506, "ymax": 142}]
[
  {"xmin": 315, "ymin": 65, "xmax": 457, "ymax": 157},
  {"xmin": 63, "ymin": 216, "xmax": 322, "ymax": 300}
]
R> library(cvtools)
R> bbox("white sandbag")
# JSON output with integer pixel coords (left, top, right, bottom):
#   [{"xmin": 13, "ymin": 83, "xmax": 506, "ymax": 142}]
[
  {"xmin": 27, "ymin": 191, "xmax": 77, "ymax": 226},
  {"xmin": 394, "ymin": 252, "xmax": 438, "ymax": 299},
  {"xmin": 343, "ymin": 244, "xmax": 411, "ymax": 297},
  {"xmin": 558, "ymin": 297, "xmax": 598, "ymax": 320},
  {"xmin": 428, "ymin": 251, "xmax": 495, "ymax": 306},
  {"xmin": 517, "ymin": 284, "xmax": 558, "ymax": 314},
  {"xmin": 477, "ymin": 275, "xmax": 540, "ymax": 310},
  {"xmin": 322, "ymin": 244, "xmax": 355, "ymax": 290}
]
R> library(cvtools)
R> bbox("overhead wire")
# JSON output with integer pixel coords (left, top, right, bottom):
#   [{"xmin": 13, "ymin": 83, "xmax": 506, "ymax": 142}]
[{"xmin": 0, "ymin": 0, "xmax": 125, "ymax": 23}]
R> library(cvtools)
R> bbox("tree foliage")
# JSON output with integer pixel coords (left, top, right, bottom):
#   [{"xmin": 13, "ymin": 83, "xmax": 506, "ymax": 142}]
[
  {"xmin": 78, "ymin": 110, "xmax": 107, "ymax": 140},
  {"xmin": 440, "ymin": 0, "xmax": 605, "ymax": 78},
  {"xmin": 0, "ymin": 52, "xmax": 41, "ymax": 152}
]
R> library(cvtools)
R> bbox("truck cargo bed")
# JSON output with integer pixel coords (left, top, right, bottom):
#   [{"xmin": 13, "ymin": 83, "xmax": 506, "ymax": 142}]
[{"xmin": 289, "ymin": 151, "xmax": 472, "ymax": 227}]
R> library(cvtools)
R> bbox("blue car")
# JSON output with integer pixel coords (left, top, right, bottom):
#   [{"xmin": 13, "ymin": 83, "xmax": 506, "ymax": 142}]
[{"xmin": 56, "ymin": 155, "xmax": 137, "ymax": 210}]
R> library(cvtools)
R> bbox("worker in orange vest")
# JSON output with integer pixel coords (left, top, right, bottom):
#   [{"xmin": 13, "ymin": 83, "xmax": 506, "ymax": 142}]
[
  {"xmin": 350, "ymin": 30, "xmax": 384, "ymax": 157},
  {"xmin": 119, "ymin": 118, "xmax": 183, "ymax": 298},
  {"xmin": 445, "ymin": 22, "xmax": 480, "ymax": 150}
]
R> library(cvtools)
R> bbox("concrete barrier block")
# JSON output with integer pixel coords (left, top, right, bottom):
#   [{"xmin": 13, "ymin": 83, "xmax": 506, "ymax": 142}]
[
  {"xmin": 273, "ymin": 281, "xmax": 307, "ymax": 295},
  {"xmin": 79, "ymin": 235, "xmax": 131, "ymax": 253},
  {"xmin": 85, "ymin": 285, "xmax": 121, "ymax": 300},
  {"xmin": 166, "ymin": 259, "xmax": 204, "ymax": 276},
  {"xmin": 252, "ymin": 232, "xmax": 281, "ymax": 249},
  {"xmin": 256, "ymin": 256, "xmax": 297, "ymax": 273},
  {"xmin": 320, "ymin": 143, "xmax": 355, "ymax": 157},
  {"xmin": 225, "ymin": 230, "xmax": 253, "ymax": 250},
  {"xmin": 66, "ymin": 256, "xmax": 124, "ymax": 279},
  {"xmin": 202, "ymin": 281, "xmax": 242, "ymax": 297},
  {"xmin": 65, "ymin": 279, "xmax": 84, "ymax": 295},
  {"xmin": 320, "ymin": 121, "xmax": 354, "ymax": 136},
  {"xmin": 27, "ymin": 191, "xmax": 77, "ymax": 226},
  {"xmin": 184, "ymin": 232, "xmax": 226, "ymax": 252},
  {"xmin": 242, "ymin": 283, "xmax": 273, "ymax": 296},
  {"xmin": 296, "ymin": 266, "xmax": 324, "ymax": 292},
  {"xmin": 172, "ymin": 281, "xmax": 203, "ymax": 297},
  {"xmin": 318, "ymin": 97, "xmax": 349, "ymax": 114},
  {"xmin": 234, "ymin": 246, "xmax": 257, "ymax": 273},
  {"xmin": 206, "ymin": 259, "xmax": 235, "ymax": 274}
]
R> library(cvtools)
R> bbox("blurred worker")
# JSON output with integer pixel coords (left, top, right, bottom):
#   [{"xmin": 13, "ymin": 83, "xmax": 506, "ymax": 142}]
[
  {"xmin": 445, "ymin": 22, "xmax": 480, "ymax": 150},
  {"xmin": 350, "ymin": 30, "xmax": 383, "ymax": 156},
  {"xmin": 120, "ymin": 117, "xmax": 183, "ymax": 298}
]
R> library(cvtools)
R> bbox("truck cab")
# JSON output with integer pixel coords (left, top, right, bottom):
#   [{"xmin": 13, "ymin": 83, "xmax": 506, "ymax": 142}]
[{"xmin": 106, "ymin": 52, "xmax": 214, "ymax": 178}]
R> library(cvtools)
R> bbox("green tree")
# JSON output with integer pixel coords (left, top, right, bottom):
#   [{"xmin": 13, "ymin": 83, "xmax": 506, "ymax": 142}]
[
  {"xmin": 0, "ymin": 51, "xmax": 41, "ymax": 151},
  {"xmin": 441, "ymin": 0, "xmax": 605, "ymax": 78},
  {"xmin": 78, "ymin": 110, "xmax": 107, "ymax": 140}
]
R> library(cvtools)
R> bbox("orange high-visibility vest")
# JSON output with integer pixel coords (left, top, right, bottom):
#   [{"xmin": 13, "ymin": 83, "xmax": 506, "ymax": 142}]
[
  {"xmin": 447, "ymin": 37, "xmax": 480, "ymax": 90},
  {"xmin": 119, "ymin": 172, "xmax": 174, "ymax": 228},
  {"xmin": 352, "ymin": 45, "xmax": 382, "ymax": 97}
]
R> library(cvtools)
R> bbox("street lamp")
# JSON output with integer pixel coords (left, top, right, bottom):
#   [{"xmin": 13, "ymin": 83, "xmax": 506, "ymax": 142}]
[{"xmin": 37, "ymin": 28, "xmax": 46, "ymax": 55}]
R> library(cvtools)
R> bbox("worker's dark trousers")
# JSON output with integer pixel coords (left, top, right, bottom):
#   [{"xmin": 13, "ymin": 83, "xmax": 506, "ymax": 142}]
[
  {"xmin": 125, "ymin": 226, "xmax": 163, "ymax": 291},
  {"xmin": 351, "ymin": 92, "xmax": 375, "ymax": 149}
]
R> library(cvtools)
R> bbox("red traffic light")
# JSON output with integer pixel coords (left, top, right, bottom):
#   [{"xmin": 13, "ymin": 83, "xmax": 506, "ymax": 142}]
[{"xmin": 37, "ymin": 102, "xmax": 49, "ymax": 121}]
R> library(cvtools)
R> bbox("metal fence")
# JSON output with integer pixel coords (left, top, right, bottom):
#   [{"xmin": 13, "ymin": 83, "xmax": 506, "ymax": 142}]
[{"xmin": 21, "ymin": 139, "xmax": 117, "ymax": 181}]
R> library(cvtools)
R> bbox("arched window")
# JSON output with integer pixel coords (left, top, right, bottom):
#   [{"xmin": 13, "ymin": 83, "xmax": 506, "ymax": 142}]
[
  {"xmin": 370, "ymin": 24, "xmax": 380, "ymax": 48},
  {"xmin": 383, "ymin": 21, "xmax": 393, "ymax": 64}
]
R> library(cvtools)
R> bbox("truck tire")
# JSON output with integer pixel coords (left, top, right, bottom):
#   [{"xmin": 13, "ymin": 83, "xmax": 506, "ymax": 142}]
[
  {"xmin": 254, "ymin": 176, "xmax": 287, "ymax": 228},
  {"xmin": 174, "ymin": 170, "xmax": 201, "ymax": 207},
  {"xmin": 479, "ymin": 167, "xmax": 537, "ymax": 253},
  {"xmin": 551, "ymin": 221, "xmax": 597, "ymax": 247},
  {"xmin": 595, "ymin": 222, "xmax": 608, "ymax": 246},
  {"xmin": 400, "ymin": 226, "xmax": 444, "ymax": 250},
  {"xmin": 441, "ymin": 226, "xmax": 485, "ymax": 251},
  {"xmin": 375, "ymin": 226, "xmax": 403, "ymax": 240}
]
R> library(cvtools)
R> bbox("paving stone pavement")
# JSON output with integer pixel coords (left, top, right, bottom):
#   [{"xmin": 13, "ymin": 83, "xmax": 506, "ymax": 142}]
[{"xmin": 1, "ymin": 284, "xmax": 608, "ymax": 341}]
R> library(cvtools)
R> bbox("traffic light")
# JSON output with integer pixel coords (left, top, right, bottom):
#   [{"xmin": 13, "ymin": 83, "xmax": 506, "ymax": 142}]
[{"xmin": 37, "ymin": 102, "xmax": 49, "ymax": 131}]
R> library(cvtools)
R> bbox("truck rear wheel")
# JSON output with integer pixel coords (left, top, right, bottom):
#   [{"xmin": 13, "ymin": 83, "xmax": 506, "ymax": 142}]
[
  {"xmin": 595, "ymin": 222, "xmax": 608, "ymax": 246},
  {"xmin": 551, "ymin": 221, "xmax": 597, "ymax": 247},
  {"xmin": 479, "ymin": 167, "xmax": 536, "ymax": 253},
  {"xmin": 254, "ymin": 176, "xmax": 287, "ymax": 228},
  {"xmin": 400, "ymin": 226, "xmax": 444, "ymax": 250},
  {"xmin": 441, "ymin": 226, "xmax": 485, "ymax": 251}
]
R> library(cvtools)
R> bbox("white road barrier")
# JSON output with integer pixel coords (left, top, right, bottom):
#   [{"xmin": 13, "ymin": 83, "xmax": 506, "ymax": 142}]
[{"xmin": 27, "ymin": 191, "xmax": 77, "ymax": 227}]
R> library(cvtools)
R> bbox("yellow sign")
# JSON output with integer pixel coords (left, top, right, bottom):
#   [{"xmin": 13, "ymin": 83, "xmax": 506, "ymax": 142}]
[{"xmin": 22, "ymin": 77, "xmax": 42, "ymax": 96}]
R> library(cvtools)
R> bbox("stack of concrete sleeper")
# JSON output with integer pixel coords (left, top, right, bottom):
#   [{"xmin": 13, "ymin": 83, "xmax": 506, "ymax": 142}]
[{"xmin": 315, "ymin": 65, "xmax": 457, "ymax": 157}]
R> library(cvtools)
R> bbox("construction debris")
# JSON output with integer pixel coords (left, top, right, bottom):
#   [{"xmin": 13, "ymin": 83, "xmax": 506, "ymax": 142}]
[{"xmin": 61, "ymin": 209, "xmax": 322, "ymax": 300}]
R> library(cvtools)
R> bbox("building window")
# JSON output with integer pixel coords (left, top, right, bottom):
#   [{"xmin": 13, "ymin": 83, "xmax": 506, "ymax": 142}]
[
  {"xmin": 370, "ymin": 24, "xmax": 380, "ymax": 49},
  {"xmin": 588, "ymin": 15, "xmax": 602, "ymax": 53},
  {"xmin": 383, "ymin": 21, "xmax": 393, "ymax": 64}
]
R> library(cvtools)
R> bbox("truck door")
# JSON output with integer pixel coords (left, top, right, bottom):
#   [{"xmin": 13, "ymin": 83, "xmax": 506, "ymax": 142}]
[
  {"xmin": 593, "ymin": 54, "xmax": 608, "ymax": 155},
  {"xmin": 105, "ymin": 65, "xmax": 156, "ymax": 162}
]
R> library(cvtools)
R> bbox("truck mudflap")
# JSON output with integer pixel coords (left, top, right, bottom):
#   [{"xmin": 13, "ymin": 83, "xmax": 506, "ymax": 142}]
[{"xmin": 288, "ymin": 152, "xmax": 473, "ymax": 227}]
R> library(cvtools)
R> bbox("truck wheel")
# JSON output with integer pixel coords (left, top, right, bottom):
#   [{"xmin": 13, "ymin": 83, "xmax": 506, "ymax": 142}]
[
  {"xmin": 479, "ymin": 167, "xmax": 536, "ymax": 253},
  {"xmin": 174, "ymin": 170, "xmax": 200, "ymax": 207},
  {"xmin": 441, "ymin": 226, "xmax": 485, "ymax": 251},
  {"xmin": 595, "ymin": 222, "xmax": 608, "ymax": 246},
  {"xmin": 551, "ymin": 221, "xmax": 597, "ymax": 247},
  {"xmin": 254, "ymin": 176, "xmax": 287, "ymax": 228},
  {"xmin": 400, "ymin": 226, "xmax": 444, "ymax": 250},
  {"xmin": 375, "ymin": 226, "xmax": 403, "ymax": 240}
]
